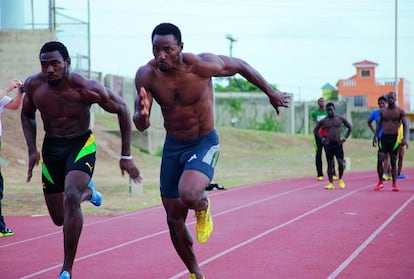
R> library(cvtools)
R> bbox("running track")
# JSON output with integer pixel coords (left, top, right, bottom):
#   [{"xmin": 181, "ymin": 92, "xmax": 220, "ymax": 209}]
[{"xmin": 1, "ymin": 169, "xmax": 413, "ymax": 279}]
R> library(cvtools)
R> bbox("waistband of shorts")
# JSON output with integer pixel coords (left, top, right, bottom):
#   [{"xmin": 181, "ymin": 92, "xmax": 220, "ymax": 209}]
[
  {"xmin": 45, "ymin": 129, "xmax": 92, "ymax": 142},
  {"xmin": 166, "ymin": 129, "xmax": 218, "ymax": 145},
  {"xmin": 382, "ymin": 133, "xmax": 398, "ymax": 137}
]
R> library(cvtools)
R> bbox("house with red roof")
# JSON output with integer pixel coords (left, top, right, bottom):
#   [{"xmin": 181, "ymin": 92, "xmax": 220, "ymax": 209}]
[{"xmin": 336, "ymin": 60, "xmax": 411, "ymax": 111}]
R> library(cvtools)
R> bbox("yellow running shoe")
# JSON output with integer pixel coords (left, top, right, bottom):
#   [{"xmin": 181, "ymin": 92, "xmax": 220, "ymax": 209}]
[
  {"xmin": 332, "ymin": 175, "xmax": 338, "ymax": 181},
  {"xmin": 195, "ymin": 198, "xmax": 213, "ymax": 243},
  {"xmin": 338, "ymin": 179, "xmax": 345, "ymax": 189},
  {"xmin": 189, "ymin": 274, "xmax": 205, "ymax": 279},
  {"xmin": 0, "ymin": 228, "xmax": 14, "ymax": 237},
  {"xmin": 325, "ymin": 183, "xmax": 334, "ymax": 190},
  {"xmin": 317, "ymin": 176, "xmax": 323, "ymax": 181}
]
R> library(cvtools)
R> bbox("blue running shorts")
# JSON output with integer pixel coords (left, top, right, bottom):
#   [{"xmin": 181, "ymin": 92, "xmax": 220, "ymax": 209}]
[{"xmin": 160, "ymin": 129, "xmax": 220, "ymax": 198}]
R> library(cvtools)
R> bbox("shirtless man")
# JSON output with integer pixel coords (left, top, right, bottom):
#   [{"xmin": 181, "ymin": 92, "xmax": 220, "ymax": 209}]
[
  {"xmin": 311, "ymin": 97, "xmax": 336, "ymax": 181},
  {"xmin": 373, "ymin": 92, "xmax": 407, "ymax": 191},
  {"xmin": 313, "ymin": 102, "xmax": 352, "ymax": 190},
  {"xmin": 21, "ymin": 41, "xmax": 141, "ymax": 279},
  {"xmin": 133, "ymin": 23, "xmax": 290, "ymax": 279},
  {"xmin": 368, "ymin": 96, "xmax": 391, "ymax": 181}
]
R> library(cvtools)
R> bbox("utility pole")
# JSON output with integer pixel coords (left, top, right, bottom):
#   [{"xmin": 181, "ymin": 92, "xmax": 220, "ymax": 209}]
[
  {"xmin": 225, "ymin": 34, "xmax": 237, "ymax": 91},
  {"xmin": 226, "ymin": 34, "xmax": 237, "ymax": 57},
  {"xmin": 394, "ymin": 0, "xmax": 398, "ymax": 95}
]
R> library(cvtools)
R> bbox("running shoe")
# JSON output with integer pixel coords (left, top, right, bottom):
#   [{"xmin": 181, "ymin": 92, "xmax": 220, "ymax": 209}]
[
  {"xmin": 392, "ymin": 185, "xmax": 399, "ymax": 192},
  {"xmin": 0, "ymin": 227, "xmax": 14, "ymax": 237},
  {"xmin": 374, "ymin": 182, "xmax": 383, "ymax": 191},
  {"xmin": 195, "ymin": 198, "xmax": 213, "ymax": 243},
  {"xmin": 332, "ymin": 175, "xmax": 338, "ymax": 181},
  {"xmin": 58, "ymin": 271, "xmax": 70, "ymax": 279},
  {"xmin": 317, "ymin": 176, "xmax": 323, "ymax": 181},
  {"xmin": 205, "ymin": 183, "xmax": 226, "ymax": 191},
  {"xmin": 88, "ymin": 180, "xmax": 102, "ymax": 207},
  {"xmin": 338, "ymin": 179, "xmax": 345, "ymax": 189},
  {"xmin": 397, "ymin": 173, "xmax": 407, "ymax": 179},
  {"xmin": 382, "ymin": 174, "xmax": 391, "ymax": 181},
  {"xmin": 324, "ymin": 183, "xmax": 334, "ymax": 190},
  {"xmin": 189, "ymin": 274, "xmax": 205, "ymax": 279}
]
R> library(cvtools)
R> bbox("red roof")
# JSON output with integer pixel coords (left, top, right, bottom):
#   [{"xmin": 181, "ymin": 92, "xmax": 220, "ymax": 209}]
[{"xmin": 352, "ymin": 60, "xmax": 378, "ymax": 68}]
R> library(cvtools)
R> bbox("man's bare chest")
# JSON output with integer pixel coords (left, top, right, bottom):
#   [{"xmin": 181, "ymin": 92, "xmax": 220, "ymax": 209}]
[
  {"xmin": 324, "ymin": 117, "xmax": 342, "ymax": 129},
  {"xmin": 383, "ymin": 109, "xmax": 401, "ymax": 122},
  {"xmin": 152, "ymin": 77, "xmax": 209, "ymax": 106},
  {"xmin": 34, "ymin": 89, "xmax": 86, "ymax": 116}
]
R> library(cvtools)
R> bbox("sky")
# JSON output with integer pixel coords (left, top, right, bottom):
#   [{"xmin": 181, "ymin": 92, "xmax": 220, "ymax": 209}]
[{"xmin": 21, "ymin": 0, "xmax": 414, "ymax": 104}]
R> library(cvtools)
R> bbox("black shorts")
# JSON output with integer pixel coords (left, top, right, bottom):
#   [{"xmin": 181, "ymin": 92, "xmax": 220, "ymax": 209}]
[
  {"xmin": 379, "ymin": 134, "xmax": 399, "ymax": 155},
  {"xmin": 324, "ymin": 142, "xmax": 344, "ymax": 161},
  {"xmin": 41, "ymin": 130, "xmax": 96, "ymax": 194}
]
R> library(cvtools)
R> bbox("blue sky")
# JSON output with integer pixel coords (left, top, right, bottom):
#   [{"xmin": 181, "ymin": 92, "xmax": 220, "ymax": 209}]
[{"xmin": 23, "ymin": 0, "xmax": 414, "ymax": 105}]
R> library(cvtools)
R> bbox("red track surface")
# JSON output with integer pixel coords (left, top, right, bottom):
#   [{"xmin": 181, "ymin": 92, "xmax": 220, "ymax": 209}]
[{"xmin": 1, "ymin": 169, "xmax": 413, "ymax": 279}]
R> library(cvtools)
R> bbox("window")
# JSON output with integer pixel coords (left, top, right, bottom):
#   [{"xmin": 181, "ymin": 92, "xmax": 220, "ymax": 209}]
[
  {"xmin": 361, "ymin": 70, "xmax": 371, "ymax": 77},
  {"xmin": 354, "ymin": 96, "xmax": 367, "ymax": 107}
]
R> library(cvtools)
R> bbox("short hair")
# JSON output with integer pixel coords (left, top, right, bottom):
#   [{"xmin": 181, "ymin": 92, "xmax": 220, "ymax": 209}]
[
  {"xmin": 151, "ymin": 23, "xmax": 182, "ymax": 45},
  {"xmin": 378, "ymin": 96, "xmax": 387, "ymax": 102},
  {"xmin": 326, "ymin": 102, "xmax": 335, "ymax": 110},
  {"xmin": 39, "ymin": 41, "xmax": 70, "ymax": 60},
  {"xmin": 384, "ymin": 92, "xmax": 396, "ymax": 102}
]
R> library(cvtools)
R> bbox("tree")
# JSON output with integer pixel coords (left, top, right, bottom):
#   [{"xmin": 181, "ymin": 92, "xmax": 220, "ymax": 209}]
[{"xmin": 213, "ymin": 77, "xmax": 278, "ymax": 93}]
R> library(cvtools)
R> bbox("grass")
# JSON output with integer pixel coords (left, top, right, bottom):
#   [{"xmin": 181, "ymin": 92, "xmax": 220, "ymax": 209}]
[{"xmin": 2, "ymin": 111, "xmax": 412, "ymax": 216}]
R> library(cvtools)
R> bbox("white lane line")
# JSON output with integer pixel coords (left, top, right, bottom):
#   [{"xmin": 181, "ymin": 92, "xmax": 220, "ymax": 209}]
[
  {"xmin": 0, "ymin": 206, "xmax": 161, "ymax": 249},
  {"xmin": 327, "ymin": 194, "xmax": 414, "ymax": 279},
  {"xmin": 4, "ymin": 173, "xmax": 372, "ymax": 249},
  {"xmin": 19, "ymin": 229, "xmax": 169, "ymax": 279},
  {"xmin": 16, "ymin": 175, "xmax": 374, "ymax": 278},
  {"xmin": 169, "ymin": 184, "xmax": 373, "ymax": 279},
  {"xmin": 17, "ymin": 182, "xmax": 317, "ymax": 278}
]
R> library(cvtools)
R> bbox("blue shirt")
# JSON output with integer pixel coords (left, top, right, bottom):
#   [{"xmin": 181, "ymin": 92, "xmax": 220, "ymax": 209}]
[{"xmin": 368, "ymin": 109, "xmax": 383, "ymax": 138}]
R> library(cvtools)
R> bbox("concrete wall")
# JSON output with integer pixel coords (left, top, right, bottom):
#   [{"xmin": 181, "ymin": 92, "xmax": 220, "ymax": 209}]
[
  {"xmin": 99, "ymin": 74, "xmax": 166, "ymax": 155},
  {"xmin": 0, "ymin": 29, "xmax": 56, "ymax": 87}
]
